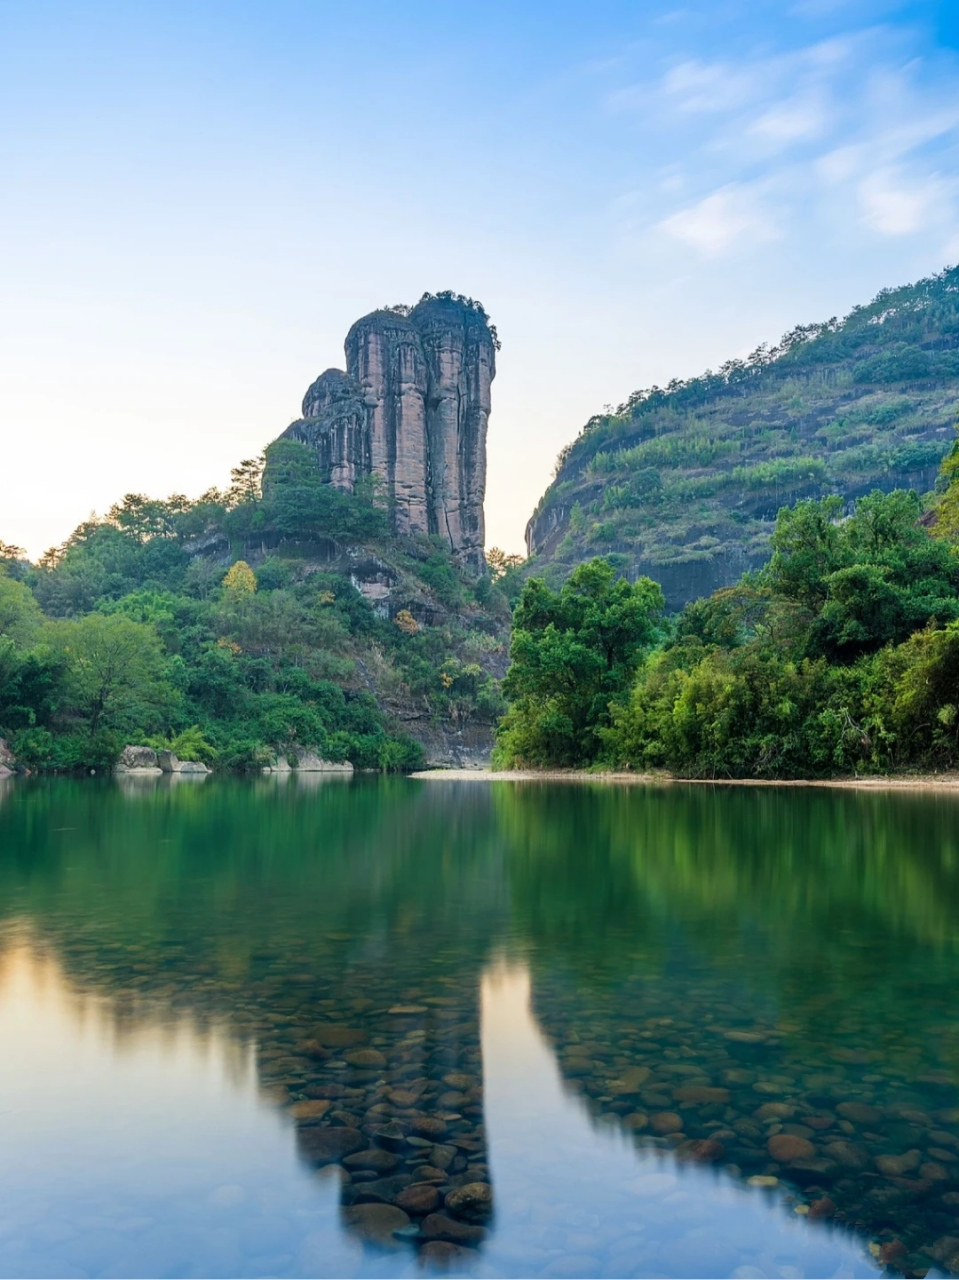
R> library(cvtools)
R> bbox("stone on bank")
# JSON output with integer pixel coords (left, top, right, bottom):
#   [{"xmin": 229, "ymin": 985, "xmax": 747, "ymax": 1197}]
[
  {"xmin": 261, "ymin": 749, "xmax": 353, "ymax": 774},
  {"xmin": 115, "ymin": 746, "xmax": 211, "ymax": 775}
]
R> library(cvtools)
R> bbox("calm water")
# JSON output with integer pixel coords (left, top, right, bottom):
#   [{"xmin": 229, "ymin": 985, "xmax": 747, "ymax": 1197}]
[{"xmin": 2, "ymin": 777, "xmax": 959, "ymax": 1278}]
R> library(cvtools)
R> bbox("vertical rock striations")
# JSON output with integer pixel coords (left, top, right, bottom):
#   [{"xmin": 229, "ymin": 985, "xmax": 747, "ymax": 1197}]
[
  {"xmin": 345, "ymin": 310, "xmax": 431, "ymax": 538},
  {"xmin": 274, "ymin": 294, "xmax": 496, "ymax": 568},
  {"xmin": 411, "ymin": 296, "xmax": 493, "ymax": 570},
  {"xmin": 288, "ymin": 369, "xmax": 370, "ymax": 491}
]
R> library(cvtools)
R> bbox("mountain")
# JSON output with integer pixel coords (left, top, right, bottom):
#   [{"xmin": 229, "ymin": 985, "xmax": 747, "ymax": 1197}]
[
  {"xmin": 525, "ymin": 266, "xmax": 959, "ymax": 609},
  {"xmin": 0, "ymin": 293, "xmax": 510, "ymax": 772},
  {"xmin": 273, "ymin": 292, "xmax": 496, "ymax": 569}
]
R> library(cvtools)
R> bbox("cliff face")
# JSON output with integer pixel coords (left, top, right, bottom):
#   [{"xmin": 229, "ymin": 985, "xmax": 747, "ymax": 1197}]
[{"xmin": 277, "ymin": 294, "xmax": 495, "ymax": 569}]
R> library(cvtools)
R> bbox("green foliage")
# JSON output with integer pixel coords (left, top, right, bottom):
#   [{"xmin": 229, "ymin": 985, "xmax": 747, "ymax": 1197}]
[
  {"xmin": 0, "ymin": 574, "xmax": 43, "ymax": 647},
  {"xmin": 495, "ymin": 558, "xmax": 664, "ymax": 766},
  {"xmin": 531, "ymin": 265, "xmax": 959, "ymax": 598},
  {"xmin": 50, "ymin": 613, "xmax": 175, "ymax": 738},
  {"xmin": 598, "ymin": 489, "xmax": 959, "ymax": 777},
  {"xmin": 145, "ymin": 725, "xmax": 217, "ymax": 764},
  {"xmin": 0, "ymin": 439, "xmax": 504, "ymax": 773}
]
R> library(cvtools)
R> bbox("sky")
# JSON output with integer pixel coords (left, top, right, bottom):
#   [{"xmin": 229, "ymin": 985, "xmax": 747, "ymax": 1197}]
[{"xmin": 3, "ymin": 0, "xmax": 959, "ymax": 558}]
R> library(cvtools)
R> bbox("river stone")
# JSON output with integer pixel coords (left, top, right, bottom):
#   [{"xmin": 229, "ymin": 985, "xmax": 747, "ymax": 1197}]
[
  {"xmin": 409, "ymin": 1117, "xmax": 448, "ymax": 1140},
  {"xmin": 787, "ymin": 1158, "xmax": 840, "ymax": 1185},
  {"xmin": 563, "ymin": 1057, "xmax": 593, "ymax": 1077},
  {"xmin": 343, "ymin": 1203, "xmax": 410, "ymax": 1246},
  {"xmin": 312, "ymin": 1025, "xmax": 367, "ymax": 1048},
  {"xmin": 837, "ymin": 1101, "xmax": 881, "ymax": 1125},
  {"xmin": 609, "ymin": 1066, "xmax": 652, "ymax": 1095},
  {"xmin": 754, "ymin": 1103, "xmax": 796, "ymax": 1121},
  {"xmin": 444, "ymin": 1181, "xmax": 492, "ymax": 1222},
  {"xmin": 394, "ymin": 1183, "xmax": 442, "ymax": 1215},
  {"xmin": 676, "ymin": 1138, "xmax": 726, "ymax": 1162},
  {"xmin": 806, "ymin": 1114, "xmax": 836, "ymax": 1131},
  {"xmin": 876, "ymin": 1150, "xmax": 922, "ymax": 1176},
  {"xmin": 344, "ymin": 1048, "xmax": 386, "ymax": 1068},
  {"xmin": 442, "ymin": 1072, "xmax": 475, "ymax": 1090},
  {"xmin": 807, "ymin": 1196, "xmax": 836, "ymax": 1219},
  {"xmin": 673, "ymin": 1085, "xmax": 731, "ymax": 1105},
  {"xmin": 420, "ymin": 1213, "xmax": 486, "ymax": 1245},
  {"xmin": 768, "ymin": 1133, "xmax": 816, "ymax": 1162},
  {"xmin": 349, "ymin": 1175, "xmax": 413, "ymax": 1204},
  {"xmin": 343, "ymin": 1148, "xmax": 400, "ymax": 1173},
  {"xmin": 824, "ymin": 1139, "xmax": 871, "ymax": 1170},
  {"xmin": 650, "ymin": 1111, "xmax": 684, "ymax": 1134},
  {"xmin": 373, "ymin": 1121, "xmax": 407, "ymax": 1151},
  {"xmin": 289, "ymin": 1099, "xmax": 331, "ymax": 1122},
  {"xmin": 437, "ymin": 1090, "xmax": 468, "ymax": 1108},
  {"xmin": 298, "ymin": 1125, "xmax": 365, "ymax": 1165}
]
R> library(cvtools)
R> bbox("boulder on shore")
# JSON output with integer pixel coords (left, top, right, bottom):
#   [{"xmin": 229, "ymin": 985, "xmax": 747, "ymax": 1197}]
[
  {"xmin": 157, "ymin": 751, "xmax": 211, "ymax": 774},
  {"xmin": 115, "ymin": 745, "xmax": 162, "ymax": 774},
  {"xmin": 0, "ymin": 737, "xmax": 14, "ymax": 777},
  {"xmin": 262, "ymin": 748, "xmax": 353, "ymax": 774}
]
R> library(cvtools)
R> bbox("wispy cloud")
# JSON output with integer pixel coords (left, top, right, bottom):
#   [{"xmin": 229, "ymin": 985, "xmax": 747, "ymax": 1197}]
[
  {"xmin": 660, "ymin": 183, "xmax": 780, "ymax": 256},
  {"xmin": 609, "ymin": 24, "xmax": 959, "ymax": 260}
]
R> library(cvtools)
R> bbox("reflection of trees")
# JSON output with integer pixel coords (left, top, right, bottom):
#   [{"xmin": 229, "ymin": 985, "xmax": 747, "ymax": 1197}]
[
  {"xmin": 0, "ymin": 777, "xmax": 505, "ymax": 1257},
  {"xmin": 495, "ymin": 781, "xmax": 959, "ymax": 1273},
  {"xmin": 4, "ymin": 777, "xmax": 959, "ymax": 1272}
]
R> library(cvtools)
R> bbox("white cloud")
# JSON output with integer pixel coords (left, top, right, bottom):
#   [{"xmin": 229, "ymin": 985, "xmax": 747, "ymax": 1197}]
[
  {"xmin": 749, "ymin": 95, "xmax": 828, "ymax": 146},
  {"xmin": 659, "ymin": 185, "xmax": 779, "ymax": 257},
  {"xmin": 857, "ymin": 168, "xmax": 953, "ymax": 236},
  {"xmin": 612, "ymin": 25, "xmax": 959, "ymax": 252},
  {"xmin": 660, "ymin": 59, "xmax": 758, "ymax": 114}
]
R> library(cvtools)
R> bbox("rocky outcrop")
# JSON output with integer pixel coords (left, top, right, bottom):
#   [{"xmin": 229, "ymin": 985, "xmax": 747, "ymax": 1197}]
[
  {"xmin": 0, "ymin": 738, "xmax": 14, "ymax": 777},
  {"xmin": 115, "ymin": 745, "xmax": 162, "ymax": 774},
  {"xmin": 157, "ymin": 751, "xmax": 211, "ymax": 774},
  {"xmin": 275, "ymin": 294, "xmax": 496, "ymax": 569},
  {"xmin": 262, "ymin": 750, "xmax": 354, "ymax": 774}
]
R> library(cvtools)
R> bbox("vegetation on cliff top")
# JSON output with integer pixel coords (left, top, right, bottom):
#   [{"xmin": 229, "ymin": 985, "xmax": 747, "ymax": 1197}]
[
  {"xmin": 527, "ymin": 266, "xmax": 959, "ymax": 605},
  {"xmin": 0, "ymin": 443, "xmax": 508, "ymax": 772}
]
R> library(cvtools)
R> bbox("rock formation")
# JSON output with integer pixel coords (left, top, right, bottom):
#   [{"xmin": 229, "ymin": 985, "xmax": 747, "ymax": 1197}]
[{"xmin": 276, "ymin": 293, "xmax": 496, "ymax": 569}]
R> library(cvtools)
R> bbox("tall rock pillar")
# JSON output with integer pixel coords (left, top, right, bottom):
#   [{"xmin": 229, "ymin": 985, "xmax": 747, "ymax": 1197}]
[
  {"xmin": 271, "ymin": 293, "xmax": 496, "ymax": 570},
  {"xmin": 345, "ymin": 312, "xmax": 430, "ymax": 536},
  {"xmin": 411, "ymin": 298, "xmax": 495, "ymax": 569}
]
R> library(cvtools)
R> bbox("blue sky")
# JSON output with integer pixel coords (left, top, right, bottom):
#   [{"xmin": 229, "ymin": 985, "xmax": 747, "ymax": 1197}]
[{"xmin": 2, "ymin": 0, "xmax": 959, "ymax": 555}]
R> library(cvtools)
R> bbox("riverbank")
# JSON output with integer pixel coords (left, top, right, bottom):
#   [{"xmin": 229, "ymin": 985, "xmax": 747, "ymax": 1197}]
[{"xmin": 411, "ymin": 767, "xmax": 959, "ymax": 790}]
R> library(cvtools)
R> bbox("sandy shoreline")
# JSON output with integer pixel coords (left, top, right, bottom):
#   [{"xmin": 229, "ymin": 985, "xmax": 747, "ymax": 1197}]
[{"xmin": 410, "ymin": 767, "xmax": 959, "ymax": 791}]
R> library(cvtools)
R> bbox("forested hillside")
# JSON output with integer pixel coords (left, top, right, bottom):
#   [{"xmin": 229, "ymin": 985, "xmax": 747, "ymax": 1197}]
[
  {"xmin": 497, "ymin": 440, "xmax": 959, "ymax": 778},
  {"xmin": 527, "ymin": 266, "xmax": 959, "ymax": 608},
  {"xmin": 0, "ymin": 440, "xmax": 508, "ymax": 773}
]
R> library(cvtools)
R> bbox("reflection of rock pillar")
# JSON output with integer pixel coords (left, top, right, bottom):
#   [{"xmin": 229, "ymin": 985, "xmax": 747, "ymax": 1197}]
[
  {"xmin": 291, "ymin": 978, "xmax": 492, "ymax": 1254},
  {"xmin": 345, "ymin": 312, "xmax": 430, "ymax": 535},
  {"xmin": 411, "ymin": 298, "xmax": 495, "ymax": 569}
]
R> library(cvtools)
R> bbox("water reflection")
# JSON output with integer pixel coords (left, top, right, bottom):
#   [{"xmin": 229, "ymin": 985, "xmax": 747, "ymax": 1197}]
[
  {"xmin": 0, "ymin": 777, "xmax": 957, "ymax": 1275},
  {"xmin": 481, "ymin": 962, "xmax": 875, "ymax": 1278}
]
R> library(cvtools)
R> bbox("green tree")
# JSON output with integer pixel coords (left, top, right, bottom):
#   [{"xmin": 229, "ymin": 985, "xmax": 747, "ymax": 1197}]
[
  {"xmin": 52, "ymin": 613, "xmax": 174, "ymax": 737},
  {"xmin": 495, "ymin": 558, "xmax": 663, "ymax": 767},
  {"xmin": 0, "ymin": 574, "xmax": 44, "ymax": 647}
]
